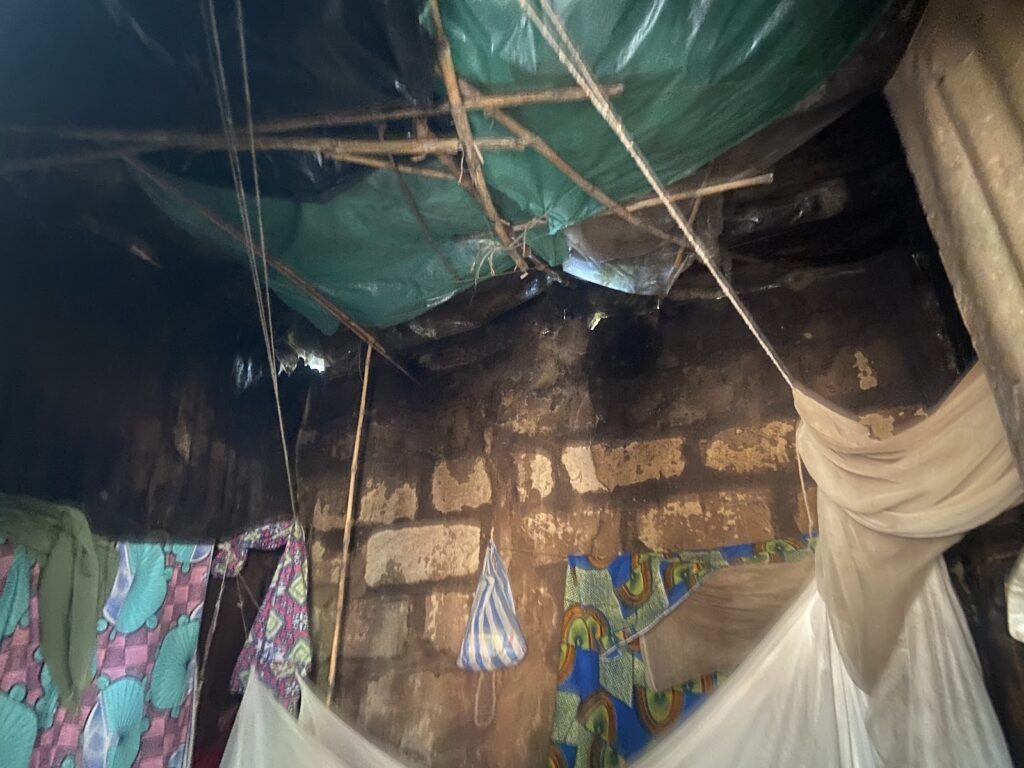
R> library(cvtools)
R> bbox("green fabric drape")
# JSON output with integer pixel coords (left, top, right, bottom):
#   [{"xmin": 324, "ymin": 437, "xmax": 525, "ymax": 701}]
[{"xmin": 0, "ymin": 494, "xmax": 118, "ymax": 706}]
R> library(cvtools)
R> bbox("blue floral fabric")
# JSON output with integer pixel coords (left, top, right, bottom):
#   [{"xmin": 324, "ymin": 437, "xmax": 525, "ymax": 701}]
[{"xmin": 549, "ymin": 538, "xmax": 814, "ymax": 767}]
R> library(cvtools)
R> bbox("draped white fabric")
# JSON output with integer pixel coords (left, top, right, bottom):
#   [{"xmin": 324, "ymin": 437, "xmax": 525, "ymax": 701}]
[
  {"xmin": 795, "ymin": 364, "xmax": 1024, "ymax": 690},
  {"xmin": 633, "ymin": 365, "xmax": 1021, "ymax": 767},
  {"xmin": 221, "ymin": 675, "xmax": 412, "ymax": 768},
  {"xmin": 634, "ymin": 563, "xmax": 1011, "ymax": 768},
  {"xmin": 296, "ymin": 677, "xmax": 415, "ymax": 767},
  {"xmin": 1008, "ymin": 548, "xmax": 1024, "ymax": 642}
]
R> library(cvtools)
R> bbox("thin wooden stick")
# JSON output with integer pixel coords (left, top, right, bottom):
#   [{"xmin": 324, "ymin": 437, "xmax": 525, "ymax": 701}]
[
  {"xmin": 459, "ymin": 79, "xmax": 691, "ymax": 251},
  {"xmin": 0, "ymin": 143, "xmax": 456, "ymax": 180},
  {"xmin": 316, "ymin": 136, "xmax": 522, "ymax": 157},
  {"xmin": 126, "ymin": 158, "xmax": 414, "ymax": 380},
  {"xmin": 611, "ymin": 173, "xmax": 775, "ymax": 214},
  {"xmin": 254, "ymin": 84, "xmax": 624, "ymax": 133},
  {"xmin": 0, "ymin": 144, "xmax": 164, "ymax": 175},
  {"xmin": 0, "ymin": 85, "xmax": 623, "ymax": 143},
  {"xmin": 429, "ymin": 0, "xmax": 529, "ymax": 274},
  {"xmin": 2, "ymin": 131, "xmax": 523, "ymax": 161},
  {"xmin": 0, "ymin": 124, "xmax": 522, "ymax": 153},
  {"xmin": 333, "ymin": 153, "xmax": 453, "ymax": 180},
  {"xmin": 195, "ymin": 561, "xmax": 228, "ymax": 708},
  {"xmin": 326, "ymin": 344, "xmax": 373, "ymax": 706}
]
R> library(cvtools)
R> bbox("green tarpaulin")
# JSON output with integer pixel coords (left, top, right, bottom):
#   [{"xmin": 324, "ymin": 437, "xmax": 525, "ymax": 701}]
[
  {"xmin": 144, "ymin": 0, "xmax": 887, "ymax": 331},
  {"xmin": 140, "ymin": 169, "xmax": 565, "ymax": 333},
  {"xmin": 447, "ymin": 0, "xmax": 887, "ymax": 231}
]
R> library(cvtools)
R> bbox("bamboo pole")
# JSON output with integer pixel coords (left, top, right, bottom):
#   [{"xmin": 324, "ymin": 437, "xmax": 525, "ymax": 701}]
[
  {"xmin": 0, "ymin": 143, "xmax": 457, "ymax": 180},
  {"xmin": 125, "ymin": 158, "xmax": 414, "ymax": 380},
  {"xmin": 458, "ymin": 79, "xmax": 693, "ymax": 251},
  {"xmin": 611, "ymin": 173, "xmax": 775, "ymax": 215},
  {"xmin": 0, "ymin": 84, "xmax": 624, "ymax": 144},
  {"xmin": 0, "ymin": 136, "xmax": 522, "ymax": 177},
  {"xmin": 0, "ymin": 144, "xmax": 164, "ymax": 175},
  {"xmin": 4, "ymin": 129, "xmax": 522, "ymax": 154},
  {"xmin": 428, "ymin": 0, "xmax": 529, "ymax": 274},
  {"xmin": 253, "ymin": 83, "xmax": 624, "ymax": 133},
  {"xmin": 326, "ymin": 344, "xmax": 373, "ymax": 706},
  {"xmin": 332, "ymin": 153, "xmax": 453, "ymax": 180}
]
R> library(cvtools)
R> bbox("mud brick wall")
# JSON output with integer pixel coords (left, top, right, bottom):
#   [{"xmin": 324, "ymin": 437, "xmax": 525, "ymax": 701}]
[{"xmin": 296, "ymin": 254, "xmax": 960, "ymax": 767}]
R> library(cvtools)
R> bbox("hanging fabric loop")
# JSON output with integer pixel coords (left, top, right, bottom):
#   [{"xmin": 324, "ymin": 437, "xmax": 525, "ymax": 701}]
[{"xmin": 473, "ymin": 673, "xmax": 498, "ymax": 729}]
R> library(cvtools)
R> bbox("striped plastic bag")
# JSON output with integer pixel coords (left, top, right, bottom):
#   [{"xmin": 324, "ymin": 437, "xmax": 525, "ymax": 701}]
[{"xmin": 457, "ymin": 541, "xmax": 527, "ymax": 672}]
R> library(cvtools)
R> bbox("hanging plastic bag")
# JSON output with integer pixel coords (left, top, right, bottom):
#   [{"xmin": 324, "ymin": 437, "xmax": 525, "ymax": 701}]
[{"xmin": 457, "ymin": 540, "xmax": 527, "ymax": 672}]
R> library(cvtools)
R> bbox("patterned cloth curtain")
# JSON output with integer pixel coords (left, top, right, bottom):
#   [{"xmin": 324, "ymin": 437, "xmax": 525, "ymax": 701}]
[
  {"xmin": 0, "ymin": 538, "xmax": 212, "ymax": 768},
  {"xmin": 549, "ymin": 538, "xmax": 813, "ymax": 768},
  {"xmin": 213, "ymin": 521, "xmax": 311, "ymax": 712}
]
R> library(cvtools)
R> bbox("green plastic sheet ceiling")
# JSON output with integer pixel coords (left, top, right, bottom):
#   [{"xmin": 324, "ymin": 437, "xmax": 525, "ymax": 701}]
[
  {"xmin": 140, "ymin": 169, "xmax": 564, "ymax": 333},
  {"xmin": 145, "ymin": 0, "xmax": 887, "ymax": 332}
]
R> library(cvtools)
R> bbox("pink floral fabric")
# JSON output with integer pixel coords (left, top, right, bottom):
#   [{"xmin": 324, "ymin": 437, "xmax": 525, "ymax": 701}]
[
  {"xmin": 216, "ymin": 521, "xmax": 311, "ymax": 713},
  {"xmin": 211, "ymin": 521, "xmax": 292, "ymax": 578},
  {"xmin": 0, "ymin": 540, "xmax": 212, "ymax": 768}
]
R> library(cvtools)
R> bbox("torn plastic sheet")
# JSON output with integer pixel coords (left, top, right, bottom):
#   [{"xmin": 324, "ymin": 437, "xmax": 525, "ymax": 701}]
[{"xmin": 563, "ymin": 197, "xmax": 722, "ymax": 296}]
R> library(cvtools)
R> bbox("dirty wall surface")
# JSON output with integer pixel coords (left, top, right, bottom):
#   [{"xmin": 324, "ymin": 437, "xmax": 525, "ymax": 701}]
[{"xmin": 297, "ymin": 253, "xmax": 958, "ymax": 767}]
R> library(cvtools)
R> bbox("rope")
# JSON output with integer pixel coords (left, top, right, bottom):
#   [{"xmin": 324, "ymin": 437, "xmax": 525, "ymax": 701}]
[
  {"xmin": 235, "ymin": 566, "xmax": 263, "ymax": 614},
  {"xmin": 200, "ymin": 0, "xmax": 262, "ymax": 322},
  {"xmin": 326, "ymin": 344, "xmax": 374, "ymax": 706},
  {"xmin": 236, "ymin": 583, "xmax": 251, "ymax": 641},
  {"xmin": 234, "ymin": 0, "xmax": 299, "ymax": 522},
  {"xmin": 517, "ymin": 0, "xmax": 794, "ymax": 389},
  {"xmin": 201, "ymin": 0, "xmax": 298, "ymax": 520},
  {"xmin": 195, "ymin": 563, "xmax": 228, "ymax": 709}
]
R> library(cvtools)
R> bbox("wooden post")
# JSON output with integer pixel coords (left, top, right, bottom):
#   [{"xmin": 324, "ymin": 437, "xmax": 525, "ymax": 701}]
[{"xmin": 326, "ymin": 344, "xmax": 373, "ymax": 706}]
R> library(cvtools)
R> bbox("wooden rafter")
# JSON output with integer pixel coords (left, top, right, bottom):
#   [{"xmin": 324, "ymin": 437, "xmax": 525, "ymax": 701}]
[
  {"xmin": 0, "ymin": 133, "xmax": 525, "ymax": 175},
  {"xmin": 458, "ymin": 79, "xmax": 693, "ymax": 251},
  {"xmin": 1, "ymin": 84, "xmax": 624, "ymax": 145},
  {"xmin": 0, "ymin": 143, "xmax": 460, "ymax": 179},
  {"xmin": 320, "ymin": 153, "xmax": 452, "ymax": 180},
  {"xmin": 614, "ymin": 173, "xmax": 775, "ymax": 214},
  {"xmin": 253, "ymin": 83, "xmax": 624, "ymax": 134},
  {"xmin": 428, "ymin": 0, "xmax": 529, "ymax": 273}
]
